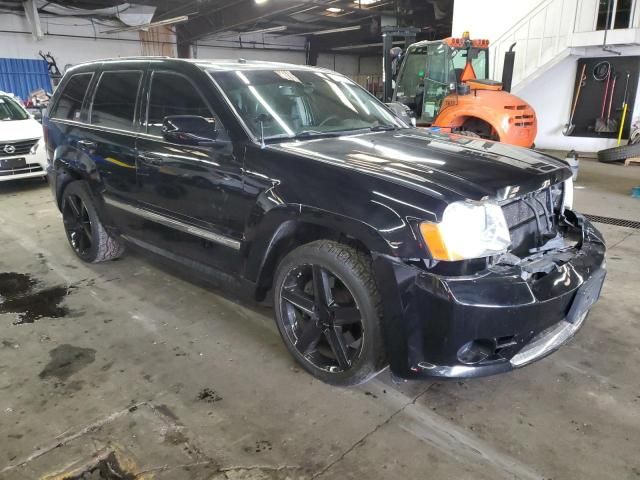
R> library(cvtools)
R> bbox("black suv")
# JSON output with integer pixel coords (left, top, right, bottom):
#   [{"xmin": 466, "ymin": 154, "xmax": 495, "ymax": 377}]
[{"xmin": 44, "ymin": 58, "xmax": 606, "ymax": 385}]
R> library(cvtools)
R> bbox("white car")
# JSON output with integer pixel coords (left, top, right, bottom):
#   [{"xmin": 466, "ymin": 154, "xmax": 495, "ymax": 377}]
[{"xmin": 0, "ymin": 92, "xmax": 47, "ymax": 182}]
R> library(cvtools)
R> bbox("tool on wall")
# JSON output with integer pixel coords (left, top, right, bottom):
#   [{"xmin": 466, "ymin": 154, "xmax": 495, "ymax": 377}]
[
  {"xmin": 617, "ymin": 71, "xmax": 631, "ymax": 145},
  {"xmin": 563, "ymin": 63, "xmax": 587, "ymax": 136},
  {"xmin": 594, "ymin": 61, "xmax": 618, "ymax": 133}
]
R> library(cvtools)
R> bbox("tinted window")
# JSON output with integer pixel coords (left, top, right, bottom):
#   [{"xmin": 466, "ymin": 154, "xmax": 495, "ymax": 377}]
[
  {"xmin": 51, "ymin": 73, "xmax": 92, "ymax": 121},
  {"xmin": 91, "ymin": 71, "xmax": 142, "ymax": 130},
  {"xmin": 147, "ymin": 71, "xmax": 213, "ymax": 135}
]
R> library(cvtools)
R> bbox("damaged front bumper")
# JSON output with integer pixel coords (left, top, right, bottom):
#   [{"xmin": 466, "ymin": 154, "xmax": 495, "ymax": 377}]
[{"xmin": 374, "ymin": 212, "xmax": 606, "ymax": 380}]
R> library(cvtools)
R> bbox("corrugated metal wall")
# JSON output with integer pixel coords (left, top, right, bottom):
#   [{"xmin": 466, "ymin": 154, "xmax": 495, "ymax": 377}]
[{"xmin": 0, "ymin": 58, "xmax": 53, "ymax": 102}]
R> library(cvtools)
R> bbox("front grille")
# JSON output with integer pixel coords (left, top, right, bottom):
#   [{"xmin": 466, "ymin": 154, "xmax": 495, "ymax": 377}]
[
  {"xmin": 0, "ymin": 139, "xmax": 39, "ymax": 158},
  {"xmin": 0, "ymin": 163, "xmax": 44, "ymax": 177},
  {"xmin": 501, "ymin": 185, "xmax": 562, "ymax": 256}
]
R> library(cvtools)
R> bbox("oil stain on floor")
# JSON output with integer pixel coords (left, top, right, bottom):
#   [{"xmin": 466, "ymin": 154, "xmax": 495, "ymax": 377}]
[
  {"xmin": 39, "ymin": 344, "xmax": 96, "ymax": 381},
  {"xmin": 0, "ymin": 272, "xmax": 70, "ymax": 324}
]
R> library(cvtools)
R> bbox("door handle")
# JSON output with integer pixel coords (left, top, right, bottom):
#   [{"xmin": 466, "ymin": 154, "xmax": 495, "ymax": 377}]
[
  {"xmin": 77, "ymin": 140, "xmax": 97, "ymax": 150},
  {"xmin": 138, "ymin": 154, "xmax": 163, "ymax": 166}
]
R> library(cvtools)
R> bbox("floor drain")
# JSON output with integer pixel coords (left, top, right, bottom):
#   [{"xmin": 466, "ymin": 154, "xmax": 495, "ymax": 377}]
[
  {"xmin": 584, "ymin": 214, "xmax": 640, "ymax": 229},
  {"xmin": 59, "ymin": 451, "xmax": 136, "ymax": 480}
]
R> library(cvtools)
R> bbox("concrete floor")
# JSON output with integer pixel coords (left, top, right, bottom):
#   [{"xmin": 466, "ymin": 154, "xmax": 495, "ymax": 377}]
[{"xmin": 0, "ymin": 158, "xmax": 639, "ymax": 479}]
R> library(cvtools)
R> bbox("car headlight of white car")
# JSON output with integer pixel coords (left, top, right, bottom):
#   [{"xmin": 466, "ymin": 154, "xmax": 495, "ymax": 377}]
[
  {"xmin": 30, "ymin": 138, "xmax": 44, "ymax": 155},
  {"xmin": 420, "ymin": 200, "xmax": 511, "ymax": 261}
]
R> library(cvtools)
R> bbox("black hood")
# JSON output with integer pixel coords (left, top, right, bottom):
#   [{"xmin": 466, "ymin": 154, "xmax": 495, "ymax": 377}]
[{"xmin": 268, "ymin": 129, "xmax": 570, "ymax": 201}]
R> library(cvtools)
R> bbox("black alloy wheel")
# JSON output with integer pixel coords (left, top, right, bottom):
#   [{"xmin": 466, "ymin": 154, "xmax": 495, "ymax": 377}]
[
  {"xmin": 279, "ymin": 263, "xmax": 364, "ymax": 372},
  {"xmin": 63, "ymin": 193, "xmax": 93, "ymax": 257},
  {"xmin": 273, "ymin": 240, "xmax": 386, "ymax": 385},
  {"xmin": 60, "ymin": 181, "xmax": 125, "ymax": 263}
]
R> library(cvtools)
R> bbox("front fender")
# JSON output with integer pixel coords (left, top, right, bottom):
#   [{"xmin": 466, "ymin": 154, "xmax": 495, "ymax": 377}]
[
  {"xmin": 243, "ymin": 204, "xmax": 401, "ymax": 285},
  {"xmin": 434, "ymin": 91, "xmax": 537, "ymax": 147}
]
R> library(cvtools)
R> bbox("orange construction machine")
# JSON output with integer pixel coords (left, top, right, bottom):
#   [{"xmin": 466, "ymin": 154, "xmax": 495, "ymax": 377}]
[{"xmin": 390, "ymin": 32, "xmax": 537, "ymax": 148}]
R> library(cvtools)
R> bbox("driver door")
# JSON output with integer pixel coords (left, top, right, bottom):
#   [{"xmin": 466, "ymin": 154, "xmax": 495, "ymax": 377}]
[
  {"xmin": 134, "ymin": 70, "xmax": 245, "ymax": 273},
  {"xmin": 421, "ymin": 43, "xmax": 452, "ymax": 123}
]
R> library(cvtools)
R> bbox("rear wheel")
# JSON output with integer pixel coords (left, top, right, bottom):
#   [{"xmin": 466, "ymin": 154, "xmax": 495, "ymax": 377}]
[
  {"xmin": 456, "ymin": 118, "xmax": 499, "ymax": 141},
  {"xmin": 273, "ymin": 240, "xmax": 387, "ymax": 386},
  {"xmin": 61, "ymin": 181, "xmax": 125, "ymax": 263}
]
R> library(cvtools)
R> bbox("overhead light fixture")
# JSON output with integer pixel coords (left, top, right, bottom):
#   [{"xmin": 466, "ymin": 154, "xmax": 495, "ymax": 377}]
[
  {"xmin": 213, "ymin": 25, "xmax": 287, "ymax": 38},
  {"xmin": 293, "ymin": 25, "xmax": 361, "ymax": 36},
  {"xmin": 102, "ymin": 15, "xmax": 188, "ymax": 34},
  {"xmin": 332, "ymin": 40, "xmax": 404, "ymax": 50},
  {"xmin": 255, "ymin": 0, "xmax": 269, "ymax": 4},
  {"xmin": 244, "ymin": 25, "xmax": 287, "ymax": 35},
  {"xmin": 353, "ymin": 0, "xmax": 381, "ymax": 5},
  {"xmin": 326, "ymin": 7, "xmax": 344, "ymax": 13}
]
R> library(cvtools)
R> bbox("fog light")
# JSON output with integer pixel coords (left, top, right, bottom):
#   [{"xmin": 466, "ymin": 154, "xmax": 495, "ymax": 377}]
[{"xmin": 457, "ymin": 339, "xmax": 495, "ymax": 365}]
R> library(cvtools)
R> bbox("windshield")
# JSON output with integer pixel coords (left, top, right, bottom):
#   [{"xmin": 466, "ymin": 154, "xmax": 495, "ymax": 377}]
[
  {"xmin": 451, "ymin": 48, "xmax": 488, "ymax": 80},
  {"xmin": 209, "ymin": 69, "xmax": 406, "ymax": 140},
  {"xmin": 0, "ymin": 95, "xmax": 29, "ymax": 121}
]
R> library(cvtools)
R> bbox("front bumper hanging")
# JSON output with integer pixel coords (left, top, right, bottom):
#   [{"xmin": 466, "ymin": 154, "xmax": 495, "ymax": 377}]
[{"xmin": 374, "ymin": 212, "xmax": 607, "ymax": 380}]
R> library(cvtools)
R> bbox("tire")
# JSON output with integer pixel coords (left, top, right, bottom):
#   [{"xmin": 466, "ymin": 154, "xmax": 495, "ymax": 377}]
[
  {"xmin": 597, "ymin": 143, "xmax": 640, "ymax": 163},
  {"xmin": 61, "ymin": 181, "xmax": 125, "ymax": 263},
  {"xmin": 273, "ymin": 240, "xmax": 387, "ymax": 386}
]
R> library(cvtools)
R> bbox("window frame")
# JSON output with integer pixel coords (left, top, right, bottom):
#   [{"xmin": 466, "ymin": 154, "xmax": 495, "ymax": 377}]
[
  {"xmin": 50, "ymin": 72, "xmax": 94, "ymax": 121},
  {"xmin": 88, "ymin": 69, "xmax": 144, "ymax": 132},
  {"xmin": 144, "ymin": 69, "xmax": 223, "ymax": 139}
]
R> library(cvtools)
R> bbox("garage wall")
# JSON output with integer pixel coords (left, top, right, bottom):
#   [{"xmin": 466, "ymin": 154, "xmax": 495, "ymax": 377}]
[
  {"xmin": 0, "ymin": 13, "xmax": 369, "ymax": 81},
  {"xmin": 0, "ymin": 13, "xmax": 169, "ymax": 70}
]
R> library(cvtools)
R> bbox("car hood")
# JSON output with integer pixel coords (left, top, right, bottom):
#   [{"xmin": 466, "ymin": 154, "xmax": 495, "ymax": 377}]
[
  {"xmin": 268, "ymin": 129, "xmax": 570, "ymax": 201},
  {"xmin": 0, "ymin": 118, "xmax": 43, "ymax": 142}
]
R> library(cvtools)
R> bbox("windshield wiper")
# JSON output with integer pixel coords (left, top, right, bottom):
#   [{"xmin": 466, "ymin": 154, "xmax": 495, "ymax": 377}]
[
  {"xmin": 370, "ymin": 124, "xmax": 399, "ymax": 132},
  {"xmin": 293, "ymin": 130, "xmax": 343, "ymax": 139}
]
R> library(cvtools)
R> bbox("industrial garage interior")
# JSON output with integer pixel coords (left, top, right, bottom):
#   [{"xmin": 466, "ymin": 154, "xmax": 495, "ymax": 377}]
[{"xmin": 0, "ymin": 1, "xmax": 639, "ymax": 479}]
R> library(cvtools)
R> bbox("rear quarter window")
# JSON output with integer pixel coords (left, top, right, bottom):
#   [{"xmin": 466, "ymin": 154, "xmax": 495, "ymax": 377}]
[
  {"xmin": 50, "ymin": 72, "xmax": 93, "ymax": 121},
  {"xmin": 90, "ymin": 70, "xmax": 142, "ymax": 130}
]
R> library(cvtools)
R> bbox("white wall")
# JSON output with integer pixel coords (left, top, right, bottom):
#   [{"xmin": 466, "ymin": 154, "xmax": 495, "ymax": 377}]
[{"xmin": 452, "ymin": 0, "xmax": 541, "ymax": 42}]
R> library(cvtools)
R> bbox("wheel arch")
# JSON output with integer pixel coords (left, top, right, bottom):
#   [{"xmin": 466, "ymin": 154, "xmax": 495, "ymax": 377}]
[
  {"xmin": 52, "ymin": 145, "xmax": 99, "ymax": 210},
  {"xmin": 436, "ymin": 112, "xmax": 503, "ymax": 139},
  {"xmin": 246, "ymin": 206, "xmax": 394, "ymax": 301}
]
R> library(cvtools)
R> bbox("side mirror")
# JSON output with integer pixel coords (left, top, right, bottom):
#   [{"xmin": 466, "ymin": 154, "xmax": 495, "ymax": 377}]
[{"xmin": 162, "ymin": 115, "xmax": 217, "ymax": 146}]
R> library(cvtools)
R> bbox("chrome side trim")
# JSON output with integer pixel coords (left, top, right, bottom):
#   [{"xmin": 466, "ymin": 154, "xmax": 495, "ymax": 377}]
[
  {"xmin": 51, "ymin": 118, "xmax": 140, "ymax": 138},
  {"xmin": 104, "ymin": 197, "xmax": 241, "ymax": 250}
]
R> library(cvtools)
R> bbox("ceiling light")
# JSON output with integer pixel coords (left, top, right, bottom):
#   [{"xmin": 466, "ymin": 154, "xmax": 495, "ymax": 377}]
[
  {"xmin": 255, "ymin": 0, "xmax": 268, "ymax": 4},
  {"xmin": 326, "ymin": 7, "xmax": 344, "ymax": 13},
  {"xmin": 353, "ymin": 0, "xmax": 380, "ymax": 5},
  {"xmin": 293, "ymin": 25, "xmax": 361, "ymax": 36}
]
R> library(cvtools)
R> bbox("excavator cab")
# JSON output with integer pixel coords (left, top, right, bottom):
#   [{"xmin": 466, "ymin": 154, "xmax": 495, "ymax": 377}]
[{"xmin": 394, "ymin": 36, "xmax": 489, "ymax": 124}]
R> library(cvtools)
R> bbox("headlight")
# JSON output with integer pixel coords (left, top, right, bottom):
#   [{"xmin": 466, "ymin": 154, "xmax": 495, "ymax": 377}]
[
  {"xmin": 562, "ymin": 177, "xmax": 574, "ymax": 211},
  {"xmin": 420, "ymin": 201, "xmax": 511, "ymax": 261}
]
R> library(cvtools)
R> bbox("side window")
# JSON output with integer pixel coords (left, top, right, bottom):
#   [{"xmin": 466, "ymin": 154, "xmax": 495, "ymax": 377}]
[
  {"xmin": 90, "ymin": 71, "xmax": 142, "ymax": 130},
  {"xmin": 50, "ymin": 73, "xmax": 92, "ymax": 121},
  {"xmin": 146, "ymin": 71, "xmax": 217, "ymax": 136}
]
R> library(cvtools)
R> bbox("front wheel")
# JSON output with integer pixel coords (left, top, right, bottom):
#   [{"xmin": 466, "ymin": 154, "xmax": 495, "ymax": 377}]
[{"xmin": 273, "ymin": 240, "xmax": 387, "ymax": 386}]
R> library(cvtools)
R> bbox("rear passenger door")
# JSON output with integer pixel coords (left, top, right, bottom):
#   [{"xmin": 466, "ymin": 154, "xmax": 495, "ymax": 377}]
[
  {"xmin": 134, "ymin": 70, "xmax": 244, "ymax": 273},
  {"xmin": 84, "ymin": 67, "xmax": 144, "ymax": 229}
]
